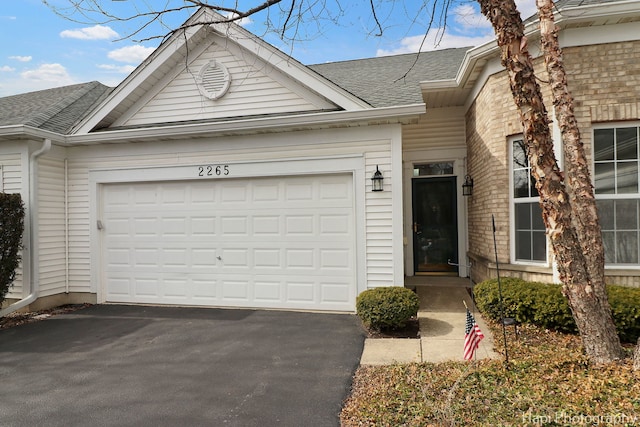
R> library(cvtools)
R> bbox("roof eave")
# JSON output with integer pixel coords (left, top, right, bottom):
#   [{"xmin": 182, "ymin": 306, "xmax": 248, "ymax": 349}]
[
  {"xmin": 420, "ymin": 0, "xmax": 640, "ymax": 104},
  {"xmin": 0, "ymin": 125, "xmax": 66, "ymax": 143},
  {"xmin": 68, "ymin": 104, "xmax": 426, "ymax": 145}
]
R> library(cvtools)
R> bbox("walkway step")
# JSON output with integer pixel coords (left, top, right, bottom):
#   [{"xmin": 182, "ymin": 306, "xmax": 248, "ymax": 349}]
[{"xmin": 359, "ymin": 283, "xmax": 501, "ymax": 365}]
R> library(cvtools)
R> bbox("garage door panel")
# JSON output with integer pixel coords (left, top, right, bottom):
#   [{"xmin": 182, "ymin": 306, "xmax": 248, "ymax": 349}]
[{"xmin": 102, "ymin": 174, "xmax": 355, "ymax": 311}]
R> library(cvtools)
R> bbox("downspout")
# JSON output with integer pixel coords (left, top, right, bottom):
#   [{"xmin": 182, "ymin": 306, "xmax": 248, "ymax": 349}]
[
  {"xmin": 64, "ymin": 158, "xmax": 69, "ymax": 294},
  {"xmin": 0, "ymin": 138, "xmax": 52, "ymax": 316}
]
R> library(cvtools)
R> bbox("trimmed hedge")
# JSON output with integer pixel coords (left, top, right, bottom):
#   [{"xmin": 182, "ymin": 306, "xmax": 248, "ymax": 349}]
[
  {"xmin": 356, "ymin": 287, "xmax": 419, "ymax": 330},
  {"xmin": 0, "ymin": 193, "xmax": 24, "ymax": 306},
  {"xmin": 474, "ymin": 278, "xmax": 640, "ymax": 343}
]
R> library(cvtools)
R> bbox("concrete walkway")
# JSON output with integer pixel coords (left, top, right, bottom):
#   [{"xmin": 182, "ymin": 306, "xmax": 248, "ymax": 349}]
[{"xmin": 360, "ymin": 277, "xmax": 501, "ymax": 365}]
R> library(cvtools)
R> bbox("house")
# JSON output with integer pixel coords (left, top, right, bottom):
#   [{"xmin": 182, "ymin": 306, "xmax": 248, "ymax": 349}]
[{"xmin": 1, "ymin": 0, "xmax": 639, "ymax": 315}]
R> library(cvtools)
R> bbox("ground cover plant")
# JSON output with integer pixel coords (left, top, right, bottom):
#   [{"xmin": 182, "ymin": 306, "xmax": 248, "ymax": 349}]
[{"xmin": 341, "ymin": 322, "xmax": 640, "ymax": 426}]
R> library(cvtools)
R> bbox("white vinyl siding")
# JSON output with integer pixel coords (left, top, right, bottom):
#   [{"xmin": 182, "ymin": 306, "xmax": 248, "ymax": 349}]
[
  {"xmin": 365, "ymin": 150, "xmax": 393, "ymax": 287},
  {"xmin": 124, "ymin": 41, "xmax": 333, "ymax": 127},
  {"xmin": 0, "ymin": 153, "xmax": 23, "ymax": 194},
  {"xmin": 402, "ymin": 107, "xmax": 466, "ymax": 152},
  {"xmin": 37, "ymin": 155, "xmax": 67, "ymax": 297},
  {"xmin": 0, "ymin": 152, "xmax": 24, "ymax": 297}
]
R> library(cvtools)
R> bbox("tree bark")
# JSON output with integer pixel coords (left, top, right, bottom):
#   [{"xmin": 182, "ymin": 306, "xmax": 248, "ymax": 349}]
[
  {"xmin": 634, "ymin": 338, "xmax": 640, "ymax": 371},
  {"xmin": 477, "ymin": 0, "xmax": 623, "ymax": 363},
  {"xmin": 536, "ymin": 0, "xmax": 623, "ymax": 364}
]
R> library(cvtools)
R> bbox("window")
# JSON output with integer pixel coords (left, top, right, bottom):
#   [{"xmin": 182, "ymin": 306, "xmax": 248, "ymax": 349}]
[
  {"xmin": 594, "ymin": 125, "xmax": 640, "ymax": 265},
  {"xmin": 413, "ymin": 162, "xmax": 454, "ymax": 176},
  {"xmin": 511, "ymin": 138, "xmax": 547, "ymax": 262}
]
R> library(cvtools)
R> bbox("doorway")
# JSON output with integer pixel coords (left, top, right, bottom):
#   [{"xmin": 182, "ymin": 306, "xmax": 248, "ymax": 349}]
[{"xmin": 412, "ymin": 177, "xmax": 458, "ymax": 274}]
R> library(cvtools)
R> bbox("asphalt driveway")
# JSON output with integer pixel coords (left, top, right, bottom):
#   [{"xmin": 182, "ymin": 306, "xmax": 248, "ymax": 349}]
[{"xmin": 0, "ymin": 305, "xmax": 365, "ymax": 426}]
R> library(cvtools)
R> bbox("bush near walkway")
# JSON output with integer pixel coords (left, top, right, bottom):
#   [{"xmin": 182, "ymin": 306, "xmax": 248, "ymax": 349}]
[
  {"xmin": 340, "ymin": 323, "xmax": 640, "ymax": 426},
  {"xmin": 474, "ymin": 278, "xmax": 640, "ymax": 343},
  {"xmin": 0, "ymin": 193, "xmax": 24, "ymax": 306},
  {"xmin": 356, "ymin": 287, "xmax": 419, "ymax": 331}
]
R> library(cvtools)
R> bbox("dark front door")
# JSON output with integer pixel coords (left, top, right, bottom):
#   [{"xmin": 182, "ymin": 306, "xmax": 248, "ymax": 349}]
[{"xmin": 412, "ymin": 177, "xmax": 458, "ymax": 274}]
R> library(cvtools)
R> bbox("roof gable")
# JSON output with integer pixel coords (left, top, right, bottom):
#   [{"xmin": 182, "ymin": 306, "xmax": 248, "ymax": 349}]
[{"xmin": 75, "ymin": 8, "xmax": 370, "ymax": 133}]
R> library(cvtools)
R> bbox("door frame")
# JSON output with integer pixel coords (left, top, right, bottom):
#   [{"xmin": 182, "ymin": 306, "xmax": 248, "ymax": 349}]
[
  {"xmin": 411, "ymin": 176, "xmax": 459, "ymax": 275},
  {"xmin": 403, "ymin": 151, "xmax": 469, "ymax": 278}
]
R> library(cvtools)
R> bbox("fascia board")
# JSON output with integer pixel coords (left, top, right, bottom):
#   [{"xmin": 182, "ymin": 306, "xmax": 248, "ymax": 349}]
[
  {"xmin": 557, "ymin": 1, "xmax": 640, "ymax": 21},
  {"xmin": 67, "ymin": 104, "xmax": 425, "ymax": 145},
  {"xmin": 0, "ymin": 125, "xmax": 65, "ymax": 143}
]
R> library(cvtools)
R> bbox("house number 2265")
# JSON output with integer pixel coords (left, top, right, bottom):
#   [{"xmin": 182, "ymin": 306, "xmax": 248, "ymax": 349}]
[{"xmin": 198, "ymin": 165, "xmax": 230, "ymax": 177}]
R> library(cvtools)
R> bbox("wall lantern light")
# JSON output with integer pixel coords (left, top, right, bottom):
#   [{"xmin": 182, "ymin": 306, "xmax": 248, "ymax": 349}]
[
  {"xmin": 371, "ymin": 165, "xmax": 384, "ymax": 192},
  {"xmin": 462, "ymin": 175, "xmax": 474, "ymax": 196}
]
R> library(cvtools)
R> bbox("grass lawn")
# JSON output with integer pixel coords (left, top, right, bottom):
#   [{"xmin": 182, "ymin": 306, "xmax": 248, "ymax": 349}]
[{"xmin": 341, "ymin": 323, "xmax": 639, "ymax": 426}]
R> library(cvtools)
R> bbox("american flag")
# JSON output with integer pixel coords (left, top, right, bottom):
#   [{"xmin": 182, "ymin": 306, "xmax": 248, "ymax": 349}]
[{"xmin": 463, "ymin": 308, "xmax": 485, "ymax": 360}]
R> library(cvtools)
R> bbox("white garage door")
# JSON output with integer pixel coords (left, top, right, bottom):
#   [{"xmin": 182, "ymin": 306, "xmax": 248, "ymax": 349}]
[{"xmin": 101, "ymin": 174, "xmax": 356, "ymax": 311}]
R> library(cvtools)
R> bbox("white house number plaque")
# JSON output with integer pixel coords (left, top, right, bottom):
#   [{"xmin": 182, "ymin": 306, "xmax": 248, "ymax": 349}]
[{"xmin": 197, "ymin": 165, "xmax": 230, "ymax": 177}]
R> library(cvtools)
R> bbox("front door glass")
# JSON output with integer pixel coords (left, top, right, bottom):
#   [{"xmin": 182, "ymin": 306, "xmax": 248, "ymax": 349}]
[{"xmin": 412, "ymin": 177, "xmax": 458, "ymax": 274}]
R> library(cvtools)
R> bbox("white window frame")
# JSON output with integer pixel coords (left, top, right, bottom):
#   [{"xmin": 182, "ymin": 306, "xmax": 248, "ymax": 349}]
[
  {"xmin": 509, "ymin": 136, "xmax": 549, "ymax": 265},
  {"xmin": 593, "ymin": 122, "xmax": 640, "ymax": 268}
]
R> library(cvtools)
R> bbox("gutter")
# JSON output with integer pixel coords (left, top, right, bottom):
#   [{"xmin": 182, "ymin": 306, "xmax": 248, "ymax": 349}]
[{"xmin": 0, "ymin": 138, "xmax": 52, "ymax": 316}]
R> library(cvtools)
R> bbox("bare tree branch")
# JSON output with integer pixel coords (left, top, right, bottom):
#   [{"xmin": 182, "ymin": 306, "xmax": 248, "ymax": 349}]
[{"xmin": 369, "ymin": 0, "xmax": 383, "ymax": 37}]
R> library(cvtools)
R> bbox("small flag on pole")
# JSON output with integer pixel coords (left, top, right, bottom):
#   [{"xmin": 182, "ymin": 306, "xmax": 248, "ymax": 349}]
[{"xmin": 464, "ymin": 308, "xmax": 485, "ymax": 360}]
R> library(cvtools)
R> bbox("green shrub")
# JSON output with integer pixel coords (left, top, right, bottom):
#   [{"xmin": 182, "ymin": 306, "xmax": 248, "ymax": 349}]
[
  {"xmin": 356, "ymin": 287, "xmax": 419, "ymax": 330},
  {"xmin": 474, "ymin": 278, "xmax": 640, "ymax": 343},
  {"xmin": 0, "ymin": 193, "xmax": 25, "ymax": 306}
]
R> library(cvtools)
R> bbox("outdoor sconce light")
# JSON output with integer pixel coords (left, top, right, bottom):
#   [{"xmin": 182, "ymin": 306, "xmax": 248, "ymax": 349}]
[
  {"xmin": 371, "ymin": 165, "xmax": 384, "ymax": 192},
  {"xmin": 462, "ymin": 175, "xmax": 474, "ymax": 196}
]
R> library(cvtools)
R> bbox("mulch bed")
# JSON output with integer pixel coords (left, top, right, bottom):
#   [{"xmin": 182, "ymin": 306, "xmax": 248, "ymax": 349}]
[
  {"xmin": 0, "ymin": 303, "xmax": 92, "ymax": 330},
  {"xmin": 364, "ymin": 318, "xmax": 420, "ymax": 339}
]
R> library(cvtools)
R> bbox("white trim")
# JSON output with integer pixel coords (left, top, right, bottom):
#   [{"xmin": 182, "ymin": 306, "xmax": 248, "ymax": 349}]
[
  {"xmin": 89, "ymin": 155, "xmax": 367, "ymax": 304},
  {"xmin": 423, "ymin": 7, "xmax": 640, "ymax": 110},
  {"xmin": 402, "ymin": 148, "xmax": 469, "ymax": 278},
  {"xmin": 68, "ymin": 104, "xmax": 425, "ymax": 145},
  {"xmin": 508, "ymin": 135, "xmax": 550, "ymax": 267},
  {"xmin": 591, "ymin": 121, "xmax": 640, "ymax": 269},
  {"xmin": 391, "ymin": 126, "xmax": 404, "ymax": 285},
  {"xmin": 74, "ymin": 9, "xmax": 371, "ymax": 134}
]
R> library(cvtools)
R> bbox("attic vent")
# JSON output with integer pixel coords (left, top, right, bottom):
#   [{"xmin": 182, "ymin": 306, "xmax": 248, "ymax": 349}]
[{"xmin": 197, "ymin": 60, "xmax": 231, "ymax": 100}]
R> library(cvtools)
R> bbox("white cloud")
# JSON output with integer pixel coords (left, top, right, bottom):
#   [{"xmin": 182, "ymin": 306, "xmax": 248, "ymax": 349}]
[
  {"xmin": 376, "ymin": 29, "xmax": 493, "ymax": 56},
  {"xmin": 224, "ymin": 12, "xmax": 253, "ymax": 27},
  {"xmin": 453, "ymin": 4, "xmax": 492, "ymax": 32},
  {"xmin": 377, "ymin": 0, "xmax": 539, "ymax": 57},
  {"xmin": 9, "ymin": 55, "xmax": 32, "ymax": 62},
  {"xmin": 107, "ymin": 45, "xmax": 155, "ymax": 63},
  {"xmin": 60, "ymin": 25, "xmax": 119, "ymax": 40},
  {"xmin": 21, "ymin": 63, "xmax": 75, "ymax": 85},
  {"xmin": 98, "ymin": 64, "xmax": 137, "ymax": 74},
  {"xmin": 0, "ymin": 65, "xmax": 15, "ymax": 72}
]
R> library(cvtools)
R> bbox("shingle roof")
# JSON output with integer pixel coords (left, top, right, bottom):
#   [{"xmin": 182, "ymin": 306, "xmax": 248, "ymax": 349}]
[
  {"xmin": 0, "ymin": 82, "xmax": 112, "ymax": 134},
  {"xmin": 308, "ymin": 47, "xmax": 470, "ymax": 107}
]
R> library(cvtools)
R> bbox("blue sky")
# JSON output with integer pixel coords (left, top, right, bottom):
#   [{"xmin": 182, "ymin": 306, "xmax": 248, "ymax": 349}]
[{"xmin": 0, "ymin": 0, "xmax": 536, "ymax": 97}]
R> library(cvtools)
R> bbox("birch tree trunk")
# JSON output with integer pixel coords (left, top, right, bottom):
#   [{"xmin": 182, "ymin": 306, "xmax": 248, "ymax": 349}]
[{"xmin": 477, "ymin": 0, "xmax": 624, "ymax": 363}]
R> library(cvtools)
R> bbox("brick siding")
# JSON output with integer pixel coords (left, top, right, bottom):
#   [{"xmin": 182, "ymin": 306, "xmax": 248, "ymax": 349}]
[{"xmin": 467, "ymin": 39, "xmax": 640, "ymax": 286}]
